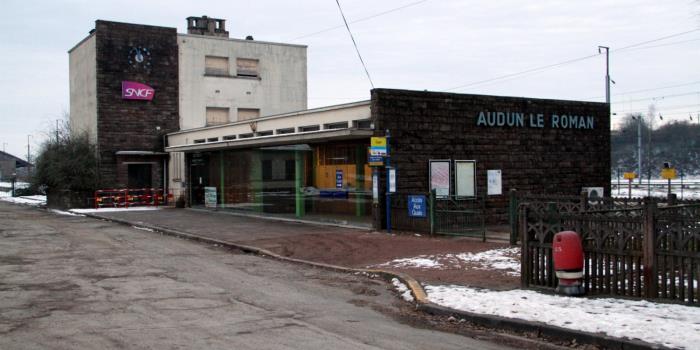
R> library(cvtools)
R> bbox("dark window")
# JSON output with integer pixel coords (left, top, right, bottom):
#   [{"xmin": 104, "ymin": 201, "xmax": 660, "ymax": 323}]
[
  {"xmin": 239, "ymin": 133, "xmax": 254, "ymax": 139},
  {"xmin": 128, "ymin": 164, "xmax": 152, "ymax": 189},
  {"xmin": 193, "ymin": 139, "xmax": 206, "ymax": 144},
  {"xmin": 353, "ymin": 119, "xmax": 372, "ymax": 129},
  {"xmin": 298, "ymin": 125, "xmax": 320, "ymax": 132},
  {"xmin": 262, "ymin": 159, "xmax": 272, "ymax": 181},
  {"xmin": 223, "ymin": 135, "xmax": 236, "ymax": 140},
  {"xmin": 276, "ymin": 128, "xmax": 295, "ymax": 134},
  {"xmin": 324, "ymin": 121, "xmax": 348, "ymax": 130},
  {"xmin": 256, "ymin": 130, "xmax": 273, "ymax": 137},
  {"xmin": 207, "ymin": 137, "xmax": 219, "ymax": 142},
  {"xmin": 284, "ymin": 159, "xmax": 295, "ymax": 180}
]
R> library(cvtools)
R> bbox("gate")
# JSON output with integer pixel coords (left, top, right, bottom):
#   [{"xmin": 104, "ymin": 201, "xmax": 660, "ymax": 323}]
[
  {"xmin": 431, "ymin": 191, "xmax": 485, "ymax": 240},
  {"xmin": 388, "ymin": 191, "xmax": 485, "ymax": 239}
]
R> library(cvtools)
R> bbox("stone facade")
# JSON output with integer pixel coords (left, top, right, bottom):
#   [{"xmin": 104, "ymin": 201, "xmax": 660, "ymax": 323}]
[
  {"xmin": 94, "ymin": 21, "xmax": 179, "ymax": 188},
  {"xmin": 371, "ymin": 88, "xmax": 611, "ymax": 224}
]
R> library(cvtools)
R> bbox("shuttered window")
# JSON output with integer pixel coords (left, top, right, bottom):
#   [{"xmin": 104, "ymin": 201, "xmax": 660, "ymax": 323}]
[
  {"xmin": 237, "ymin": 108, "xmax": 260, "ymax": 121},
  {"xmin": 236, "ymin": 58, "xmax": 259, "ymax": 77},
  {"xmin": 205, "ymin": 56, "xmax": 229, "ymax": 75},
  {"xmin": 206, "ymin": 107, "xmax": 229, "ymax": 126}
]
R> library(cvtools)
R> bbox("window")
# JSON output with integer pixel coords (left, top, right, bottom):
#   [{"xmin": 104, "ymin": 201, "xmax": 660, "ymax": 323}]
[
  {"xmin": 222, "ymin": 135, "xmax": 236, "ymax": 141},
  {"xmin": 193, "ymin": 139, "xmax": 205, "ymax": 144},
  {"xmin": 284, "ymin": 159, "xmax": 295, "ymax": 180},
  {"xmin": 455, "ymin": 160, "xmax": 476, "ymax": 198},
  {"xmin": 206, "ymin": 107, "xmax": 229, "ymax": 126},
  {"xmin": 205, "ymin": 56, "xmax": 229, "ymax": 76},
  {"xmin": 236, "ymin": 58, "xmax": 259, "ymax": 77},
  {"xmin": 207, "ymin": 137, "xmax": 219, "ymax": 142},
  {"xmin": 298, "ymin": 125, "xmax": 320, "ymax": 132},
  {"xmin": 276, "ymin": 128, "xmax": 295, "ymax": 135},
  {"xmin": 324, "ymin": 121, "xmax": 349, "ymax": 130},
  {"xmin": 239, "ymin": 133, "xmax": 254, "ymax": 139},
  {"xmin": 353, "ymin": 119, "xmax": 373, "ymax": 129},
  {"xmin": 256, "ymin": 130, "xmax": 273, "ymax": 137},
  {"xmin": 237, "ymin": 108, "xmax": 260, "ymax": 121}
]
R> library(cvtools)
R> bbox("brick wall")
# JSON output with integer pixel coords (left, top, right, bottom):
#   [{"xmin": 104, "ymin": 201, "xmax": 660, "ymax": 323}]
[
  {"xmin": 371, "ymin": 88, "xmax": 610, "ymax": 225},
  {"xmin": 94, "ymin": 21, "xmax": 179, "ymax": 188}
]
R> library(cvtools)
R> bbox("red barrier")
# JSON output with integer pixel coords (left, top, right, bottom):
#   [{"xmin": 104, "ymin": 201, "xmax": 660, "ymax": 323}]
[{"xmin": 94, "ymin": 188, "xmax": 166, "ymax": 209}]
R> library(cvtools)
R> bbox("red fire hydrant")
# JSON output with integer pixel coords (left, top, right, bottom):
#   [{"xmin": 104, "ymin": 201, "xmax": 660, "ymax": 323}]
[{"xmin": 552, "ymin": 231, "xmax": 585, "ymax": 296}]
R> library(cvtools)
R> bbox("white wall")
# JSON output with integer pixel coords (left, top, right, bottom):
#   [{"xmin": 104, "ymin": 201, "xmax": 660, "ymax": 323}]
[
  {"xmin": 68, "ymin": 34, "xmax": 98, "ymax": 143},
  {"xmin": 178, "ymin": 34, "xmax": 308, "ymax": 130}
]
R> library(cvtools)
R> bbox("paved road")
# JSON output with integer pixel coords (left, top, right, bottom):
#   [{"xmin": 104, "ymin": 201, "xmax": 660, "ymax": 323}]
[{"xmin": 0, "ymin": 202, "xmax": 512, "ymax": 350}]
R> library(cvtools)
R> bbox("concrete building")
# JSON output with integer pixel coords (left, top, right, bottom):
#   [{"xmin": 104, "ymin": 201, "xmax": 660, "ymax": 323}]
[{"xmin": 69, "ymin": 16, "xmax": 307, "ymax": 189}]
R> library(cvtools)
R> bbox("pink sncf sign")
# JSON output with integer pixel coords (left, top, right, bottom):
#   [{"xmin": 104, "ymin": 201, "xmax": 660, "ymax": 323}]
[{"xmin": 122, "ymin": 81, "xmax": 155, "ymax": 101}]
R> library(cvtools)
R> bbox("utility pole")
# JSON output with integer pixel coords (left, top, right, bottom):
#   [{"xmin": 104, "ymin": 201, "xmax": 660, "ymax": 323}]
[
  {"xmin": 633, "ymin": 116, "xmax": 642, "ymax": 185},
  {"xmin": 598, "ymin": 46, "xmax": 611, "ymax": 104}
]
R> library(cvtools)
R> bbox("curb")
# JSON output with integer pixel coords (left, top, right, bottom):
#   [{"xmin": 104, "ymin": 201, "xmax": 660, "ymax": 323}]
[{"xmin": 82, "ymin": 211, "xmax": 665, "ymax": 350}]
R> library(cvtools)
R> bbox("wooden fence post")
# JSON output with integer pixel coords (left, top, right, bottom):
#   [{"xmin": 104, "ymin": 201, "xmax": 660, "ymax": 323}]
[
  {"xmin": 643, "ymin": 200, "xmax": 658, "ymax": 299},
  {"xmin": 520, "ymin": 206, "xmax": 529, "ymax": 287},
  {"xmin": 580, "ymin": 190, "xmax": 589, "ymax": 212},
  {"xmin": 509, "ymin": 189, "xmax": 518, "ymax": 245}
]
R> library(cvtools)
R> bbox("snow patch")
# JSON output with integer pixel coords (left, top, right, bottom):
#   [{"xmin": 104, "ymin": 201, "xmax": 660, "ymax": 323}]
[
  {"xmin": 49, "ymin": 209, "xmax": 85, "ymax": 217},
  {"xmin": 391, "ymin": 278, "xmax": 414, "ymax": 302},
  {"xmin": 425, "ymin": 285, "xmax": 700, "ymax": 349},
  {"xmin": 0, "ymin": 195, "xmax": 46, "ymax": 206},
  {"xmin": 372, "ymin": 247, "xmax": 521, "ymax": 276},
  {"xmin": 71, "ymin": 207, "xmax": 162, "ymax": 213},
  {"xmin": 131, "ymin": 226, "xmax": 155, "ymax": 232}
]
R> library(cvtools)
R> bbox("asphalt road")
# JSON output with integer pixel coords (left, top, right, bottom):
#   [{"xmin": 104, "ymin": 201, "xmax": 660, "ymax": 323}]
[{"xmin": 0, "ymin": 202, "xmax": 512, "ymax": 350}]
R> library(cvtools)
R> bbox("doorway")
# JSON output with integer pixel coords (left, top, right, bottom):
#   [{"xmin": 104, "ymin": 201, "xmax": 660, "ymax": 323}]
[{"xmin": 128, "ymin": 164, "xmax": 152, "ymax": 188}]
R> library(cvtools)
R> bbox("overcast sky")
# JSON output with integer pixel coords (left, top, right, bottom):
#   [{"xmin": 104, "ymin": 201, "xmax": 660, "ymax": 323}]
[{"xmin": 1, "ymin": 0, "xmax": 698, "ymax": 160}]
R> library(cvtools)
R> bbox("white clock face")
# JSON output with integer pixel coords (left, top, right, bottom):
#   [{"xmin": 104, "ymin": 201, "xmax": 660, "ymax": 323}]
[{"xmin": 128, "ymin": 46, "xmax": 151, "ymax": 70}]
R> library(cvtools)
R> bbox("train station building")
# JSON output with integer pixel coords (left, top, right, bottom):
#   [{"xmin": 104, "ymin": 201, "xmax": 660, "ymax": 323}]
[{"xmin": 69, "ymin": 16, "xmax": 610, "ymax": 228}]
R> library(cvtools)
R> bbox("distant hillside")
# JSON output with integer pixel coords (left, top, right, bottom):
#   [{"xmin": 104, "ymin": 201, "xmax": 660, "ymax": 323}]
[{"xmin": 612, "ymin": 117, "xmax": 700, "ymax": 177}]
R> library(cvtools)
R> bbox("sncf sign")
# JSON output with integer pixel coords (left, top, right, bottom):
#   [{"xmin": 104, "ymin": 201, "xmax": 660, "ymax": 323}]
[{"xmin": 122, "ymin": 81, "xmax": 155, "ymax": 101}]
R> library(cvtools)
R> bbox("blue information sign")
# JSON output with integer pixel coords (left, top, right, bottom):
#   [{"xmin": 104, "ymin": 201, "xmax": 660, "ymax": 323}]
[
  {"xmin": 336, "ymin": 169, "xmax": 343, "ymax": 189},
  {"xmin": 407, "ymin": 195, "xmax": 427, "ymax": 218}
]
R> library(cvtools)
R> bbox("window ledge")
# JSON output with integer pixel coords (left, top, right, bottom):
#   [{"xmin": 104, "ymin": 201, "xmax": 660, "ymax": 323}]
[{"xmin": 204, "ymin": 73, "xmax": 261, "ymax": 81}]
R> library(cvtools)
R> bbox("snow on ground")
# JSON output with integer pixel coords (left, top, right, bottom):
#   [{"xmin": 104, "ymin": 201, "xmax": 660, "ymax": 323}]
[
  {"xmin": 425, "ymin": 285, "xmax": 700, "ymax": 349},
  {"xmin": 0, "ymin": 195, "xmax": 46, "ymax": 206},
  {"xmin": 0, "ymin": 181, "xmax": 29, "ymax": 188},
  {"xmin": 70, "ymin": 207, "xmax": 162, "ymax": 214},
  {"xmin": 49, "ymin": 209, "xmax": 85, "ymax": 216},
  {"xmin": 372, "ymin": 247, "xmax": 521, "ymax": 276},
  {"xmin": 391, "ymin": 278, "xmax": 414, "ymax": 302},
  {"xmin": 612, "ymin": 187, "xmax": 700, "ymax": 200}
]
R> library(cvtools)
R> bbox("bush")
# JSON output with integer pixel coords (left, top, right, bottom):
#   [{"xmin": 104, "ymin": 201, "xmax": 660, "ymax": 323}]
[{"xmin": 31, "ymin": 121, "xmax": 101, "ymax": 194}]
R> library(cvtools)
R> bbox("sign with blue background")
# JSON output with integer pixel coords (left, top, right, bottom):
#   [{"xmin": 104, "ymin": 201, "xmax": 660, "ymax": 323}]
[
  {"xmin": 407, "ymin": 195, "xmax": 427, "ymax": 218},
  {"xmin": 335, "ymin": 169, "xmax": 343, "ymax": 189}
]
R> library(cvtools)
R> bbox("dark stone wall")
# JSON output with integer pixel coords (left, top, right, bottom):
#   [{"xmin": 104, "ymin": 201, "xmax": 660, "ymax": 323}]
[
  {"xmin": 371, "ymin": 88, "xmax": 610, "ymax": 225},
  {"xmin": 94, "ymin": 20, "xmax": 179, "ymax": 188}
]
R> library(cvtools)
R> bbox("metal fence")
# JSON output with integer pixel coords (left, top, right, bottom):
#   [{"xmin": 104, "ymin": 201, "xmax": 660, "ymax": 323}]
[
  {"xmin": 520, "ymin": 199, "xmax": 700, "ymax": 304},
  {"xmin": 389, "ymin": 191, "xmax": 485, "ymax": 239}
]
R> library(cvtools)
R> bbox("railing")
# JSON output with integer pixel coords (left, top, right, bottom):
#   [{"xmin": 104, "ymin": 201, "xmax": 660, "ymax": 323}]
[
  {"xmin": 520, "ymin": 199, "xmax": 700, "ymax": 304},
  {"xmin": 94, "ymin": 188, "xmax": 167, "ymax": 208}
]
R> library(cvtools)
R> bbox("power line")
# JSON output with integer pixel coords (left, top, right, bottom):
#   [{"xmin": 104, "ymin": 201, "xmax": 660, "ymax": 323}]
[
  {"xmin": 585, "ymin": 80, "xmax": 700, "ymax": 99},
  {"xmin": 290, "ymin": 0, "xmax": 429, "ymax": 41},
  {"xmin": 334, "ymin": 0, "xmax": 375, "ymax": 89},
  {"xmin": 614, "ymin": 91, "xmax": 700, "ymax": 104},
  {"xmin": 442, "ymin": 28, "xmax": 700, "ymax": 92}
]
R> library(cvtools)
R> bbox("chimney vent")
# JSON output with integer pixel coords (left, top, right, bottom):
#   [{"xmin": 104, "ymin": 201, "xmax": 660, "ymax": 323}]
[
  {"xmin": 186, "ymin": 16, "xmax": 229, "ymax": 37},
  {"xmin": 245, "ymin": 35, "xmax": 254, "ymax": 40}
]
